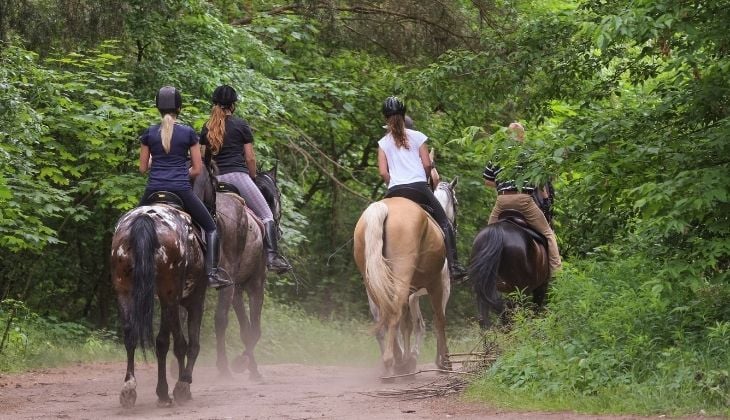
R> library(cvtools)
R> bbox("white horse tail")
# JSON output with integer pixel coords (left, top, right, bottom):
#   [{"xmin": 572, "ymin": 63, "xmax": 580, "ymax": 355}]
[{"xmin": 362, "ymin": 201, "xmax": 398, "ymax": 329}]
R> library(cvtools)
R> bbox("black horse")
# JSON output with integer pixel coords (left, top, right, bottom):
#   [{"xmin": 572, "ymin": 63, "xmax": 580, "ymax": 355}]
[{"xmin": 469, "ymin": 210, "xmax": 551, "ymax": 329}]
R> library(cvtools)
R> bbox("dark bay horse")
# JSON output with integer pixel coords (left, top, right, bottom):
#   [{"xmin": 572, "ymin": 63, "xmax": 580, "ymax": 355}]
[
  {"xmin": 110, "ymin": 167, "xmax": 216, "ymax": 408},
  {"xmin": 469, "ymin": 211, "xmax": 551, "ymax": 329},
  {"xmin": 210, "ymin": 166, "xmax": 282, "ymax": 381},
  {"xmin": 354, "ymin": 178, "xmax": 458, "ymax": 378}
]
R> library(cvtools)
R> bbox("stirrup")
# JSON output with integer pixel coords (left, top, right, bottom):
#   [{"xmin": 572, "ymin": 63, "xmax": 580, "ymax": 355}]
[
  {"xmin": 267, "ymin": 254, "xmax": 292, "ymax": 274},
  {"xmin": 208, "ymin": 273, "xmax": 233, "ymax": 289}
]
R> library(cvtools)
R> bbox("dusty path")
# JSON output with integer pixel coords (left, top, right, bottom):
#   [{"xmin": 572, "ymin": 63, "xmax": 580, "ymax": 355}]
[{"xmin": 0, "ymin": 361, "xmax": 657, "ymax": 419}]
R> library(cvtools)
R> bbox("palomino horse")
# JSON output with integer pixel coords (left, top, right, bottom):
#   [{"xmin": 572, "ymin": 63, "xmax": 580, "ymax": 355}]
[
  {"xmin": 469, "ymin": 210, "xmax": 551, "ymax": 329},
  {"xmin": 354, "ymin": 178, "xmax": 458, "ymax": 377},
  {"xmin": 110, "ymin": 166, "xmax": 215, "ymax": 408},
  {"xmin": 210, "ymin": 166, "xmax": 282, "ymax": 381}
]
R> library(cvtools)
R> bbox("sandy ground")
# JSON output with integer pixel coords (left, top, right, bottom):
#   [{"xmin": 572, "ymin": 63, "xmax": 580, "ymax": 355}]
[{"xmin": 0, "ymin": 361, "xmax": 702, "ymax": 420}]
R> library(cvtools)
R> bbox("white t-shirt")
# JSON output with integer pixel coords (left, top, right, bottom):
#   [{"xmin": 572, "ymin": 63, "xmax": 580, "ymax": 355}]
[{"xmin": 378, "ymin": 129, "xmax": 428, "ymax": 188}]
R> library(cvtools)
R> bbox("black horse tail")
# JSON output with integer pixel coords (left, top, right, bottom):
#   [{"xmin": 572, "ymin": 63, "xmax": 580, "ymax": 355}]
[
  {"xmin": 129, "ymin": 213, "xmax": 158, "ymax": 351},
  {"xmin": 469, "ymin": 223, "xmax": 504, "ymax": 311}
]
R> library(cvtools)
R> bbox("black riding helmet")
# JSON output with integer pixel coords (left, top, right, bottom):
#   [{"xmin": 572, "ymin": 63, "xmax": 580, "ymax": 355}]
[
  {"xmin": 382, "ymin": 96, "xmax": 406, "ymax": 117},
  {"xmin": 155, "ymin": 86, "xmax": 182, "ymax": 113},
  {"xmin": 212, "ymin": 84, "xmax": 238, "ymax": 107}
]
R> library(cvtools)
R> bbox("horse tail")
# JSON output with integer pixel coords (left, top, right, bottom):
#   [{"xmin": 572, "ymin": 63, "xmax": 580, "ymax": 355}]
[
  {"xmin": 129, "ymin": 213, "xmax": 159, "ymax": 351},
  {"xmin": 361, "ymin": 201, "xmax": 398, "ymax": 330},
  {"xmin": 469, "ymin": 223, "xmax": 504, "ymax": 310}
]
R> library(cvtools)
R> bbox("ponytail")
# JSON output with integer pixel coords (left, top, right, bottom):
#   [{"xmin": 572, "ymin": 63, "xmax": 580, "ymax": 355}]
[
  {"xmin": 159, "ymin": 113, "xmax": 176, "ymax": 153},
  {"xmin": 387, "ymin": 114, "xmax": 408, "ymax": 149},
  {"xmin": 205, "ymin": 105, "xmax": 228, "ymax": 155}
]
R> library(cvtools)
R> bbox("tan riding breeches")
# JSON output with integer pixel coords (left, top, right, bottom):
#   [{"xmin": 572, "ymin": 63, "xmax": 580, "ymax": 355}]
[{"xmin": 487, "ymin": 193, "xmax": 562, "ymax": 272}]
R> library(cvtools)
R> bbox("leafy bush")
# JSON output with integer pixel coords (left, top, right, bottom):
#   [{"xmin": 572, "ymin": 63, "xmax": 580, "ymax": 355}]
[
  {"xmin": 0, "ymin": 299, "xmax": 121, "ymax": 371},
  {"xmin": 469, "ymin": 258, "xmax": 730, "ymax": 415}
]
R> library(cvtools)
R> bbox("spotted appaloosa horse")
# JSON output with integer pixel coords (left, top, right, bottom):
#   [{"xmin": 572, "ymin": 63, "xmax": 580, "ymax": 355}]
[
  {"xmin": 110, "ymin": 167, "xmax": 215, "ymax": 408},
  {"xmin": 354, "ymin": 178, "xmax": 458, "ymax": 378}
]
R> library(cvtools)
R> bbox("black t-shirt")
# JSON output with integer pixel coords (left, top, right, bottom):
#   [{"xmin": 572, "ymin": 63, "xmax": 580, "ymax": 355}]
[{"xmin": 200, "ymin": 116, "xmax": 254, "ymax": 175}]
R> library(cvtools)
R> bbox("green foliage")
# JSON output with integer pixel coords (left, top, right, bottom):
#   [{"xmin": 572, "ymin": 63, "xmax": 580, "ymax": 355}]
[
  {"xmin": 0, "ymin": 299, "xmax": 121, "ymax": 371},
  {"xmin": 469, "ymin": 259, "xmax": 730, "ymax": 415}
]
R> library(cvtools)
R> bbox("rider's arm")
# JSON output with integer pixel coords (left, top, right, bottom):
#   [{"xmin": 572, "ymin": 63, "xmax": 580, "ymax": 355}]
[
  {"xmin": 189, "ymin": 144, "xmax": 202, "ymax": 178},
  {"xmin": 418, "ymin": 143, "xmax": 433, "ymax": 175},
  {"xmin": 377, "ymin": 147, "xmax": 390, "ymax": 184},
  {"xmin": 139, "ymin": 145, "xmax": 151, "ymax": 174},
  {"xmin": 244, "ymin": 143, "xmax": 257, "ymax": 179},
  {"xmin": 483, "ymin": 162, "xmax": 498, "ymax": 190}
]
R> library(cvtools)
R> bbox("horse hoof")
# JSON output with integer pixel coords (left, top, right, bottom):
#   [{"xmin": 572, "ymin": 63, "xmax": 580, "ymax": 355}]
[
  {"xmin": 404, "ymin": 356, "xmax": 418, "ymax": 373},
  {"xmin": 249, "ymin": 371, "xmax": 263, "ymax": 383},
  {"xmin": 173, "ymin": 381, "xmax": 192, "ymax": 403},
  {"xmin": 157, "ymin": 397, "xmax": 173, "ymax": 408},
  {"xmin": 217, "ymin": 368, "xmax": 233, "ymax": 380},
  {"xmin": 231, "ymin": 354, "xmax": 250, "ymax": 373},
  {"xmin": 119, "ymin": 379, "xmax": 137, "ymax": 409}
]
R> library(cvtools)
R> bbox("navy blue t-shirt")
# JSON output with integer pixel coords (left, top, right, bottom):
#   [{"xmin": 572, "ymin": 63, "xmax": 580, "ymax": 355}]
[
  {"xmin": 199, "ymin": 116, "xmax": 254, "ymax": 175},
  {"xmin": 140, "ymin": 123, "xmax": 199, "ymax": 191}
]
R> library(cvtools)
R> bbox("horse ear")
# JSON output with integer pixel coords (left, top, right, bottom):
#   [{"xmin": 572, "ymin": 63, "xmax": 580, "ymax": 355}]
[
  {"xmin": 269, "ymin": 162, "xmax": 278, "ymax": 181},
  {"xmin": 429, "ymin": 148, "xmax": 435, "ymax": 162},
  {"xmin": 449, "ymin": 176, "xmax": 458, "ymax": 189}
]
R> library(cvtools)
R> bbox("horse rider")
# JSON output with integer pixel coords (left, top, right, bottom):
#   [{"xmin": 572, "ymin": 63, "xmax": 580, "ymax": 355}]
[
  {"xmin": 377, "ymin": 96, "xmax": 467, "ymax": 281},
  {"xmin": 199, "ymin": 84, "xmax": 292, "ymax": 274},
  {"xmin": 138, "ymin": 86, "xmax": 231, "ymax": 289},
  {"xmin": 482, "ymin": 122, "xmax": 562, "ymax": 273}
]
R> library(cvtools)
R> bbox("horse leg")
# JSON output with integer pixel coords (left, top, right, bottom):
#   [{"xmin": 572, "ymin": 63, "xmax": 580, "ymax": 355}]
[
  {"xmin": 118, "ymin": 298, "xmax": 137, "ymax": 409},
  {"xmin": 368, "ymin": 294, "xmax": 386, "ymax": 356},
  {"xmin": 407, "ymin": 290, "xmax": 426, "ymax": 373},
  {"xmin": 241, "ymin": 281, "xmax": 264, "ymax": 381},
  {"xmin": 171, "ymin": 303, "xmax": 191, "ymax": 403},
  {"xmin": 428, "ymin": 286, "xmax": 451, "ymax": 371},
  {"xmin": 177, "ymin": 294, "xmax": 204, "ymax": 402},
  {"xmin": 231, "ymin": 284, "xmax": 252, "ymax": 374},
  {"xmin": 214, "ymin": 285, "xmax": 235, "ymax": 377},
  {"xmin": 395, "ymin": 299, "xmax": 417, "ymax": 374},
  {"xmin": 532, "ymin": 282, "xmax": 548, "ymax": 310},
  {"xmin": 155, "ymin": 303, "xmax": 173, "ymax": 407}
]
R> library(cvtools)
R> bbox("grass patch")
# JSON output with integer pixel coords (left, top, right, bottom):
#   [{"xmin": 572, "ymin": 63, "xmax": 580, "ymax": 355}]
[{"xmin": 1, "ymin": 294, "xmax": 484, "ymax": 372}]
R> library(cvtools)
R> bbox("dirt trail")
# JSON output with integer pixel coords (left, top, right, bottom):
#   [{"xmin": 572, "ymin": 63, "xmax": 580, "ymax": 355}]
[{"xmin": 0, "ymin": 361, "xmax": 659, "ymax": 419}]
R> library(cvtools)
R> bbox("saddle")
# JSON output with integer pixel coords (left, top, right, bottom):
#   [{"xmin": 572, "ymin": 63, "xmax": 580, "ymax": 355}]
[
  {"xmin": 497, "ymin": 209, "xmax": 548, "ymax": 249},
  {"xmin": 216, "ymin": 181, "xmax": 240, "ymax": 195},
  {"xmin": 143, "ymin": 191, "xmax": 184, "ymax": 211},
  {"xmin": 141, "ymin": 191, "xmax": 206, "ymax": 250},
  {"xmin": 384, "ymin": 187, "xmax": 435, "ymax": 216}
]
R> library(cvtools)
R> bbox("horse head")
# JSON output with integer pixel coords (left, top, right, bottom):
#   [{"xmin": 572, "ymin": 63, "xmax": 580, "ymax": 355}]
[
  {"xmin": 192, "ymin": 160, "xmax": 218, "ymax": 213},
  {"xmin": 434, "ymin": 176, "xmax": 458, "ymax": 226},
  {"xmin": 255, "ymin": 164, "xmax": 283, "ymax": 230}
]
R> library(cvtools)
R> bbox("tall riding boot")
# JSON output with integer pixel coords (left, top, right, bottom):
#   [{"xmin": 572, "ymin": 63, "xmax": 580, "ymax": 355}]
[
  {"xmin": 444, "ymin": 223, "xmax": 467, "ymax": 281},
  {"xmin": 205, "ymin": 230, "xmax": 232, "ymax": 289},
  {"xmin": 264, "ymin": 221, "xmax": 292, "ymax": 274}
]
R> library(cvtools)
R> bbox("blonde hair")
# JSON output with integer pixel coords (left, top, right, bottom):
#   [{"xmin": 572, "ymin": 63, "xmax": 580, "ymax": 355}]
[
  {"xmin": 159, "ymin": 113, "xmax": 176, "ymax": 153},
  {"xmin": 386, "ymin": 114, "xmax": 409, "ymax": 149},
  {"xmin": 205, "ymin": 105, "xmax": 228, "ymax": 154},
  {"xmin": 508, "ymin": 122, "xmax": 525, "ymax": 141}
]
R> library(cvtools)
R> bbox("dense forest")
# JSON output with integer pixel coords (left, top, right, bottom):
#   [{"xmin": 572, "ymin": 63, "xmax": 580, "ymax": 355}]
[{"xmin": 1, "ymin": 0, "xmax": 728, "ymax": 415}]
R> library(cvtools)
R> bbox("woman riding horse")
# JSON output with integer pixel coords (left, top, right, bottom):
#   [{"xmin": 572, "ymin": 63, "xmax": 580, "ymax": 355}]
[
  {"xmin": 471, "ymin": 122, "xmax": 561, "ymax": 328},
  {"xmin": 199, "ymin": 85, "xmax": 291, "ymax": 274},
  {"xmin": 377, "ymin": 97, "xmax": 466, "ymax": 281},
  {"xmin": 111, "ymin": 87, "xmax": 220, "ymax": 408}
]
